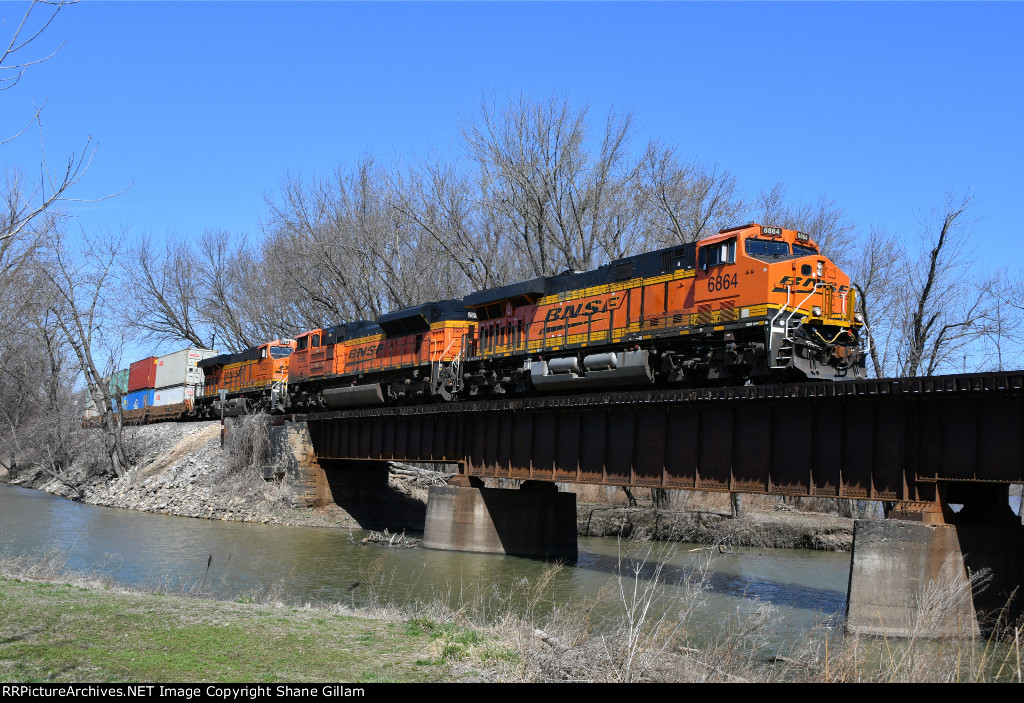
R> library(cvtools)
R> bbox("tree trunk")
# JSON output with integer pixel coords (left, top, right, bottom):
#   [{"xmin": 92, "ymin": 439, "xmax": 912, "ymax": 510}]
[
  {"xmin": 730, "ymin": 492, "xmax": 745, "ymax": 519},
  {"xmin": 651, "ymin": 488, "xmax": 669, "ymax": 510},
  {"xmin": 621, "ymin": 486, "xmax": 638, "ymax": 507},
  {"xmin": 838, "ymin": 499, "xmax": 856, "ymax": 518}
]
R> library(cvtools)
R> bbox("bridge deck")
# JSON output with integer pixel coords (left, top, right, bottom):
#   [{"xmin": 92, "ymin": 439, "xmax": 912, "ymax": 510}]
[{"xmin": 301, "ymin": 371, "xmax": 1024, "ymax": 500}]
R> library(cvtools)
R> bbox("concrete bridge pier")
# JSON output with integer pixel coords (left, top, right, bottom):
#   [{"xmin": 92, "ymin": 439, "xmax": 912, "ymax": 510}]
[
  {"xmin": 266, "ymin": 420, "xmax": 332, "ymax": 507},
  {"xmin": 846, "ymin": 485, "xmax": 1024, "ymax": 639},
  {"xmin": 845, "ymin": 519, "xmax": 980, "ymax": 639},
  {"xmin": 266, "ymin": 421, "xmax": 425, "ymax": 530},
  {"xmin": 423, "ymin": 478, "xmax": 578, "ymax": 562}
]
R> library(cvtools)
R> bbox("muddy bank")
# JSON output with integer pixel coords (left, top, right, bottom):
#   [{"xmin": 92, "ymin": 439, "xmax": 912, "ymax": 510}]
[
  {"xmin": 579, "ymin": 504, "xmax": 853, "ymax": 551},
  {"xmin": 1, "ymin": 421, "xmax": 853, "ymax": 551}
]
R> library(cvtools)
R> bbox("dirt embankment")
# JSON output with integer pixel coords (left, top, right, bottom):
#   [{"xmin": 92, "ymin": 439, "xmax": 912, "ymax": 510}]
[
  {"xmin": 579, "ymin": 504, "xmax": 852, "ymax": 551},
  {"xmin": 2, "ymin": 421, "xmax": 854, "ymax": 551}
]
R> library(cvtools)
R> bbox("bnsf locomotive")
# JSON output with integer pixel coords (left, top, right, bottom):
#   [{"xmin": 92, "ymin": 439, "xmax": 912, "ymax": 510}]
[{"xmin": 185, "ymin": 223, "xmax": 864, "ymax": 418}]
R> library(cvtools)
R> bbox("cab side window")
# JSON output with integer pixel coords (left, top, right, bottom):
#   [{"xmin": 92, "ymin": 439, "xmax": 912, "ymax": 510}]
[{"xmin": 699, "ymin": 240, "xmax": 736, "ymax": 269}]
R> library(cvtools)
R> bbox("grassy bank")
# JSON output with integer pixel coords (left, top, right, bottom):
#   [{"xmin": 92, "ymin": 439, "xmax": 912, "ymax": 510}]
[
  {"xmin": 1, "ymin": 547, "xmax": 1021, "ymax": 683},
  {"xmin": 0, "ymin": 576, "xmax": 510, "ymax": 683}
]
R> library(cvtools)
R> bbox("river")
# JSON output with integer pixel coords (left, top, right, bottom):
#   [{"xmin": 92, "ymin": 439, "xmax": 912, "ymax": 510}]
[{"xmin": 0, "ymin": 482, "xmax": 858, "ymax": 652}]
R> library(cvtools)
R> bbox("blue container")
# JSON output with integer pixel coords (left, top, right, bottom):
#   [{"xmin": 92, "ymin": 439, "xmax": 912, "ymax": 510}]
[{"xmin": 122, "ymin": 389, "xmax": 154, "ymax": 411}]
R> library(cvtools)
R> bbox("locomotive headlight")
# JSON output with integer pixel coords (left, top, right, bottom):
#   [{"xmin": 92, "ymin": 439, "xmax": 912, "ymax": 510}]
[
  {"xmin": 816, "ymin": 261, "xmax": 824, "ymax": 277},
  {"xmin": 812, "ymin": 306, "xmax": 823, "ymax": 317}
]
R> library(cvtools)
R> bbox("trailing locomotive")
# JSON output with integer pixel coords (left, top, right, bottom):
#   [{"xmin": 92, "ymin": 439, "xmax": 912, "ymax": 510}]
[{"xmin": 102, "ymin": 223, "xmax": 865, "ymax": 421}]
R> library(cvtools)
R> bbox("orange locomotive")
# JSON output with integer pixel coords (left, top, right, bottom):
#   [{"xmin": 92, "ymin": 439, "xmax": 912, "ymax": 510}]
[
  {"xmin": 195, "ymin": 339, "xmax": 297, "ymax": 417},
  {"xmin": 459, "ymin": 222, "xmax": 864, "ymax": 397},
  {"xmin": 285, "ymin": 301, "xmax": 476, "ymax": 411}
]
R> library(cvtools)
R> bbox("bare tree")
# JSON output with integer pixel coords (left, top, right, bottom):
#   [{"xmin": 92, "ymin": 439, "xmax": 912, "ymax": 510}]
[
  {"xmin": 11, "ymin": 311, "xmax": 86, "ymax": 495},
  {"xmin": 636, "ymin": 141, "xmax": 745, "ymax": 247},
  {"xmin": 983, "ymin": 277, "xmax": 1024, "ymax": 372},
  {"xmin": 189, "ymin": 230, "xmax": 275, "ymax": 351},
  {"xmin": 896, "ymin": 192, "xmax": 996, "ymax": 377},
  {"xmin": 263, "ymin": 159, "xmax": 416, "ymax": 324},
  {"xmin": 754, "ymin": 182, "xmax": 858, "ymax": 269},
  {"xmin": 1, "ymin": 1, "xmax": 103, "ymax": 261},
  {"xmin": 389, "ymin": 152, "xmax": 523, "ymax": 291},
  {"xmin": 43, "ymin": 227, "xmax": 130, "ymax": 477},
  {"xmin": 261, "ymin": 155, "xmax": 474, "ymax": 336},
  {"xmin": 848, "ymin": 226, "xmax": 905, "ymax": 378},
  {"xmin": 125, "ymin": 234, "xmax": 211, "ymax": 349},
  {"xmin": 461, "ymin": 93, "xmax": 641, "ymax": 275}
]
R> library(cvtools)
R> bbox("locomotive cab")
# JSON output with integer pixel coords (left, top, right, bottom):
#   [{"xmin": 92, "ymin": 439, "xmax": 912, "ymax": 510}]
[
  {"xmin": 196, "ymin": 338, "xmax": 296, "ymax": 417},
  {"xmin": 291, "ymin": 329, "xmax": 333, "ymax": 382}
]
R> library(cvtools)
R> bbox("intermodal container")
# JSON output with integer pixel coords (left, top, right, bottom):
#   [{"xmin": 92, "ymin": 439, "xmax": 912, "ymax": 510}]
[
  {"xmin": 108, "ymin": 369, "xmax": 129, "ymax": 397},
  {"xmin": 152, "ymin": 385, "xmax": 197, "ymax": 407},
  {"xmin": 154, "ymin": 348, "xmax": 218, "ymax": 390},
  {"xmin": 127, "ymin": 357, "xmax": 158, "ymax": 392},
  {"xmin": 122, "ymin": 389, "xmax": 154, "ymax": 411},
  {"xmin": 83, "ymin": 396, "xmax": 101, "ymax": 423}
]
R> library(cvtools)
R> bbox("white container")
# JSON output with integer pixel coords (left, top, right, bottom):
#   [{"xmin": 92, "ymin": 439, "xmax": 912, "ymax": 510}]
[
  {"xmin": 152, "ymin": 385, "xmax": 198, "ymax": 407},
  {"xmin": 154, "ymin": 348, "xmax": 217, "ymax": 389}
]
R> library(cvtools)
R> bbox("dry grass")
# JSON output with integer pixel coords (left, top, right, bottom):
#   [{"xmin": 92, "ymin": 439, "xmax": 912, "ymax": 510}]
[{"xmin": 208, "ymin": 413, "xmax": 289, "ymax": 514}]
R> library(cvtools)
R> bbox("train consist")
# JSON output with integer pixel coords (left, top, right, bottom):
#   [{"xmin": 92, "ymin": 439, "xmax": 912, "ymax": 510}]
[{"xmin": 92, "ymin": 223, "xmax": 866, "ymax": 422}]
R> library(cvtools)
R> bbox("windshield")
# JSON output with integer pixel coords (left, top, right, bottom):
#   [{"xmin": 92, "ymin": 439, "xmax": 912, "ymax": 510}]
[
  {"xmin": 745, "ymin": 239, "xmax": 789, "ymax": 258},
  {"xmin": 270, "ymin": 346, "xmax": 293, "ymax": 359},
  {"xmin": 792, "ymin": 243, "xmax": 818, "ymax": 257}
]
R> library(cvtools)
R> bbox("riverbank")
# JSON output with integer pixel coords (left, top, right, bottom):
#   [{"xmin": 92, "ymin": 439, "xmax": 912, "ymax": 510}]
[
  {"xmin": 0, "ymin": 420, "xmax": 854, "ymax": 551},
  {"xmin": 0, "ymin": 572, "xmax": 492, "ymax": 683},
  {"xmin": 2, "ymin": 554, "xmax": 1019, "ymax": 684}
]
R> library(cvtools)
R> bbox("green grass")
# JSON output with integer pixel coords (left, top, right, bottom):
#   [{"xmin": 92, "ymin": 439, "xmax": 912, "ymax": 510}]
[{"xmin": 0, "ymin": 577, "xmax": 490, "ymax": 683}]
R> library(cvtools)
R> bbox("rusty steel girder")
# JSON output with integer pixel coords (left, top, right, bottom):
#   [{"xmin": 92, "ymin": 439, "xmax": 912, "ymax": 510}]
[{"xmin": 302, "ymin": 371, "xmax": 1024, "ymax": 499}]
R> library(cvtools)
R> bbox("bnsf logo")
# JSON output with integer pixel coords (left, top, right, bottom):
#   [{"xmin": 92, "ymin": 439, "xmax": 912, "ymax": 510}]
[
  {"xmin": 774, "ymin": 276, "xmax": 850, "ymax": 294},
  {"xmin": 349, "ymin": 345, "xmax": 379, "ymax": 360},
  {"xmin": 544, "ymin": 296, "xmax": 625, "ymax": 322}
]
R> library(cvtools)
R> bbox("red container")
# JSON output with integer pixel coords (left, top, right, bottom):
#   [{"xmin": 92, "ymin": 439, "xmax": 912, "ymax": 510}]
[{"xmin": 127, "ymin": 356, "xmax": 158, "ymax": 392}]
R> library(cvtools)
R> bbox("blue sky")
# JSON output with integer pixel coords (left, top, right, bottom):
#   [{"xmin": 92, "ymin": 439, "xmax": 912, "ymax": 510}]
[{"xmin": 3, "ymin": 1, "xmax": 1022, "ymax": 272}]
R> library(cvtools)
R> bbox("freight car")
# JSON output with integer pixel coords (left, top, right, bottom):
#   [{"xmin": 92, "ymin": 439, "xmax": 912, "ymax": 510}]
[
  {"xmin": 89, "ymin": 347, "xmax": 219, "ymax": 425},
  {"xmin": 90, "ymin": 223, "xmax": 865, "ymax": 421}
]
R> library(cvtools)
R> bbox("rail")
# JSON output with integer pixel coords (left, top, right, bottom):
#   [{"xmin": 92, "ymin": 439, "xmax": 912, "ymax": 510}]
[{"xmin": 299, "ymin": 370, "xmax": 1024, "ymax": 422}]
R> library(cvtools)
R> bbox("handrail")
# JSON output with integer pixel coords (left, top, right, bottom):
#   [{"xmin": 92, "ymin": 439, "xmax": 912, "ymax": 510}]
[
  {"xmin": 770, "ymin": 285, "xmax": 792, "ymax": 331},
  {"xmin": 784, "ymin": 283, "xmax": 822, "ymax": 340}
]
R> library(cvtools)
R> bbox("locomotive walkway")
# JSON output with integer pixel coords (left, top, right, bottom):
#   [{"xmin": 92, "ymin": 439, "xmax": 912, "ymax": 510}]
[{"xmin": 273, "ymin": 370, "xmax": 1024, "ymax": 639}]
